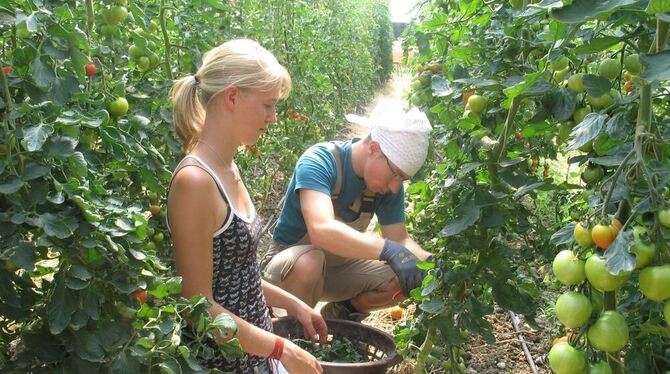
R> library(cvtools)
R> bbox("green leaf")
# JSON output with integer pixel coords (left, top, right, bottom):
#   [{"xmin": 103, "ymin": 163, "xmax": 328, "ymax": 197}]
[
  {"xmin": 605, "ymin": 112, "xmax": 628, "ymax": 140},
  {"xmin": 211, "ymin": 313, "xmax": 238, "ymax": 337},
  {"xmin": 69, "ymin": 264, "xmax": 93, "ymax": 280},
  {"xmin": 48, "ymin": 275, "xmax": 76, "ymax": 334},
  {"xmin": 109, "ymin": 350, "xmax": 141, "ymax": 374},
  {"xmin": 0, "ymin": 178, "xmax": 25, "ymax": 194},
  {"xmin": 439, "ymin": 199, "xmax": 480, "ymax": 237},
  {"xmin": 431, "ymin": 75, "xmax": 453, "ymax": 97},
  {"xmin": 68, "ymin": 152, "xmax": 88, "ymax": 178},
  {"xmin": 47, "ymin": 136, "xmax": 77, "ymax": 158},
  {"xmin": 566, "ymin": 112, "xmax": 607, "ymax": 151},
  {"xmin": 492, "ymin": 281, "xmax": 535, "ymax": 316},
  {"xmin": 582, "ymin": 74, "xmax": 612, "ymax": 97},
  {"xmin": 30, "ymin": 56, "xmax": 56, "ymax": 88},
  {"xmin": 589, "ymin": 145, "xmax": 633, "ymax": 167},
  {"xmin": 640, "ymin": 50, "xmax": 670, "ymax": 81},
  {"xmin": 36, "ymin": 213, "xmax": 76, "ymax": 239},
  {"xmin": 23, "ymin": 122, "xmax": 54, "ymax": 151},
  {"xmin": 514, "ymin": 182, "xmax": 546, "ymax": 199},
  {"xmin": 646, "ymin": 0, "xmax": 670, "ymax": 13},
  {"xmin": 550, "ymin": 0, "xmax": 640, "ymax": 23},
  {"xmin": 572, "ymin": 36, "xmax": 622, "ymax": 55},
  {"xmin": 22, "ymin": 163, "xmax": 50, "ymax": 181},
  {"xmin": 550, "ymin": 223, "xmax": 576, "ymax": 246},
  {"xmin": 542, "ymin": 88, "xmax": 576, "ymax": 121},
  {"xmin": 603, "ymin": 230, "xmax": 636, "ymax": 275},
  {"xmin": 419, "ymin": 298, "xmax": 446, "ymax": 314}
]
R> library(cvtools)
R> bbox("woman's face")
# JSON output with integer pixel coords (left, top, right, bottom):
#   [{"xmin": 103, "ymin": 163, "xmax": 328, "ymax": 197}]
[{"xmin": 235, "ymin": 87, "xmax": 280, "ymax": 146}]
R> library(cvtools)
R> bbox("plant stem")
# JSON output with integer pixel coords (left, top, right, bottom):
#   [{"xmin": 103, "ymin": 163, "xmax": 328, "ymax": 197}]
[
  {"xmin": 85, "ymin": 0, "xmax": 94, "ymax": 44},
  {"xmin": 159, "ymin": 0, "xmax": 174, "ymax": 80},
  {"xmin": 600, "ymin": 148, "xmax": 635, "ymax": 218},
  {"xmin": 415, "ymin": 326, "xmax": 435, "ymax": 374}
]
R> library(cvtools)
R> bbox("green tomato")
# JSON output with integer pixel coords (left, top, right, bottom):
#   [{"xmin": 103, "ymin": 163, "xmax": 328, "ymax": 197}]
[
  {"xmin": 153, "ymin": 232, "xmax": 165, "ymax": 243},
  {"xmin": 129, "ymin": 45, "xmax": 145, "ymax": 60},
  {"xmin": 567, "ymin": 73, "xmax": 585, "ymax": 93},
  {"xmin": 573, "ymin": 107, "xmax": 591, "ymax": 124},
  {"xmin": 552, "ymin": 250, "xmax": 586, "ymax": 286},
  {"xmin": 109, "ymin": 97, "xmax": 129, "ymax": 117},
  {"xmin": 581, "ymin": 164, "xmax": 604, "ymax": 184},
  {"xmin": 587, "ymin": 311, "xmax": 629, "ymax": 352},
  {"xmin": 574, "ymin": 223, "xmax": 594, "ymax": 248},
  {"xmin": 658, "ymin": 208, "xmax": 670, "ymax": 228},
  {"xmin": 585, "ymin": 254, "xmax": 631, "ymax": 292},
  {"xmin": 556, "ymin": 291, "xmax": 592, "ymax": 328},
  {"xmin": 578, "ymin": 141, "xmax": 594, "ymax": 153},
  {"xmin": 558, "ymin": 122, "xmax": 573, "ymax": 142},
  {"xmin": 586, "ymin": 93, "xmax": 613, "ymax": 109},
  {"xmin": 548, "ymin": 342, "xmax": 586, "ymax": 374},
  {"xmin": 553, "ymin": 67, "xmax": 570, "ymax": 82},
  {"xmin": 597, "ymin": 58, "xmax": 621, "ymax": 80},
  {"xmin": 630, "ymin": 236, "xmax": 656, "ymax": 269},
  {"xmin": 467, "ymin": 94, "xmax": 488, "ymax": 113},
  {"xmin": 623, "ymin": 54, "xmax": 641, "ymax": 75},
  {"xmin": 638, "ymin": 265, "xmax": 670, "ymax": 302},
  {"xmin": 588, "ymin": 361, "xmax": 613, "ymax": 374},
  {"xmin": 551, "ymin": 56, "xmax": 570, "ymax": 71},
  {"xmin": 137, "ymin": 56, "xmax": 151, "ymax": 72},
  {"xmin": 108, "ymin": 6, "xmax": 128, "ymax": 26}
]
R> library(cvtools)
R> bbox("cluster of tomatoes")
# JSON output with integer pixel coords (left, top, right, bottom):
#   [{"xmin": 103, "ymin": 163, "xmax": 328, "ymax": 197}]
[
  {"xmin": 547, "ymin": 209, "xmax": 670, "ymax": 374},
  {"xmin": 286, "ymin": 108, "xmax": 309, "ymax": 122}
]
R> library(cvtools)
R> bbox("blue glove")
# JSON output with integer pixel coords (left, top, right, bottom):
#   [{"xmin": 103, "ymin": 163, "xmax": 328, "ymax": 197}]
[{"xmin": 379, "ymin": 240, "xmax": 424, "ymax": 297}]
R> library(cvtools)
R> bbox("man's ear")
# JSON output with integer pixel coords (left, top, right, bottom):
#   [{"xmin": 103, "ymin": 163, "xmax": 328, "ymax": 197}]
[{"xmin": 368, "ymin": 140, "xmax": 382, "ymax": 156}]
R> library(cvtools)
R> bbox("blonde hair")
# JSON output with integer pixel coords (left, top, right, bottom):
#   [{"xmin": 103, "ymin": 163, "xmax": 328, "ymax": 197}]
[{"xmin": 170, "ymin": 39, "xmax": 292, "ymax": 152}]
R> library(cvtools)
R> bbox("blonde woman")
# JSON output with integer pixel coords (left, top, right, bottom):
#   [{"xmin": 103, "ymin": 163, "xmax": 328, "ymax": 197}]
[{"xmin": 169, "ymin": 39, "xmax": 325, "ymax": 374}]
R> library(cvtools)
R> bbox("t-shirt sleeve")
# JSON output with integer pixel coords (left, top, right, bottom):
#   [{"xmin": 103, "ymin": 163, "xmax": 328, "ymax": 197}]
[
  {"xmin": 375, "ymin": 186, "xmax": 405, "ymax": 225},
  {"xmin": 293, "ymin": 145, "xmax": 336, "ymax": 197}
]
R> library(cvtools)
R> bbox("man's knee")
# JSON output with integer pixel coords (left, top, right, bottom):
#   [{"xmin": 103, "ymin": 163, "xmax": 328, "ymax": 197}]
[{"xmin": 283, "ymin": 249, "xmax": 325, "ymax": 286}]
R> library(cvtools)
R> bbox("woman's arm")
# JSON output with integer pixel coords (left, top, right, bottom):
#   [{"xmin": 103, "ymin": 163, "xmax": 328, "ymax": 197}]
[{"xmin": 262, "ymin": 281, "xmax": 328, "ymax": 343}]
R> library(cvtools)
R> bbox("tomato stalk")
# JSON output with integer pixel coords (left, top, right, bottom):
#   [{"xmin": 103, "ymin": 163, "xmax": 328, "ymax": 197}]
[
  {"xmin": 85, "ymin": 0, "xmax": 94, "ymax": 44},
  {"xmin": 488, "ymin": 96, "xmax": 521, "ymax": 190},
  {"xmin": 415, "ymin": 326, "xmax": 435, "ymax": 374},
  {"xmin": 159, "ymin": 0, "xmax": 174, "ymax": 80}
]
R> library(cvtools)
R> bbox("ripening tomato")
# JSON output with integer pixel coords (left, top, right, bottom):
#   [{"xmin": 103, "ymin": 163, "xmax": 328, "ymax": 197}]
[
  {"xmin": 131, "ymin": 289, "xmax": 148, "ymax": 304},
  {"xmin": 587, "ymin": 310, "xmax": 629, "ymax": 352},
  {"xmin": 389, "ymin": 306, "xmax": 403, "ymax": 320},
  {"xmin": 149, "ymin": 205, "xmax": 161, "ymax": 216},
  {"xmin": 462, "ymin": 90, "xmax": 476, "ymax": 103},
  {"xmin": 548, "ymin": 342, "xmax": 586, "ymax": 374},
  {"xmin": 574, "ymin": 222, "xmax": 594, "ymax": 248},
  {"xmin": 2, "ymin": 66, "xmax": 11, "ymax": 75},
  {"xmin": 85, "ymin": 63, "xmax": 97, "ymax": 77},
  {"xmin": 623, "ymin": 81, "xmax": 634, "ymax": 93},
  {"xmin": 591, "ymin": 222, "xmax": 618, "ymax": 249}
]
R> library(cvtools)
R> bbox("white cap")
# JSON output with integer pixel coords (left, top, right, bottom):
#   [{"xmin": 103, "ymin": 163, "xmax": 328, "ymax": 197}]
[{"xmin": 346, "ymin": 99, "xmax": 432, "ymax": 177}]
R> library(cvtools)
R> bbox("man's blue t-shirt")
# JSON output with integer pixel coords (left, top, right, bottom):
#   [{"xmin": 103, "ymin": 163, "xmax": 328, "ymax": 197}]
[{"xmin": 273, "ymin": 138, "xmax": 405, "ymax": 245}]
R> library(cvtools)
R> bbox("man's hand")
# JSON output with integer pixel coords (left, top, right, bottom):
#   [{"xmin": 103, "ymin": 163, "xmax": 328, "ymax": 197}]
[{"xmin": 379, "ymin": 239, "xmax": 424, "ymax": 296}]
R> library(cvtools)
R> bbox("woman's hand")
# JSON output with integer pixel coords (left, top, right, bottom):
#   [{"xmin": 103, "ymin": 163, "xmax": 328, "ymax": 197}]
[
  {"xmin": 280, "ymin": 339, "xmax": 323, "ymax": 374},
  {"xmin": 287, "ymin": 299, "xmax": 328, "ymax": 344}
]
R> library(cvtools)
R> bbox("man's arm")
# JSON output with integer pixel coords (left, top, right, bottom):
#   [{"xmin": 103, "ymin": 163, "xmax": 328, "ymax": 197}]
[
  {"xmin": 300, "ymin": 189, "xmax": 385, "ymax": 259},
  {"xmin": 380, "ymin": 222, "xmax": 432, "ymax": 260}
]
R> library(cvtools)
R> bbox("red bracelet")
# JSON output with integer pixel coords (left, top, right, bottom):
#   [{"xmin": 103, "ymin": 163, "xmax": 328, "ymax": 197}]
[{"xmin": 269, "ymin": 337, "xmax": 284, "ymax": 360}]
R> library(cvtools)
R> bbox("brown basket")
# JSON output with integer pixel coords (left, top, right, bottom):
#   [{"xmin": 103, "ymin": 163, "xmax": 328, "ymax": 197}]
[{"xmin": 273, "ymin": 317, "xmax": 402, "ymax": 374}]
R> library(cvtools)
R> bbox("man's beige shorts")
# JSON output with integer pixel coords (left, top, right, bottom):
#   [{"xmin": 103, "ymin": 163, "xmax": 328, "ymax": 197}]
[{"xmin": 261, "ymin": 240, "xmax": 396, "ymax": 302}]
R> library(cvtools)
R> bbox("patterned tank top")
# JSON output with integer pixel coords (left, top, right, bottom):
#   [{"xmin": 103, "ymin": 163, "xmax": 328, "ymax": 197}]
[{"xmin": 169, "ymin": 155, "xmax": 274, "ymax": 373}]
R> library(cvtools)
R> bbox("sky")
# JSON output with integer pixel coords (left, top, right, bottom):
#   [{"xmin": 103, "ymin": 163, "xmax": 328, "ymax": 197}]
[{"xmin": 389, "ymin": 0, "xmax": 419, "ymax": 23}]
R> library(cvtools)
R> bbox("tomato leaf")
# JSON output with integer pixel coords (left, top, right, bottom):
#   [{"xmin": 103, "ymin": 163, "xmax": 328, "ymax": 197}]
[
  {"xmin": 0, "ymin": 178, "xmax": 26, "ymax": 194},
  {"xmin": 431, "ymin": 75, "xmax": 453, "ymax": 97},
  {"xmin": 582, "ymin": 74, "xmax": 612, "ymax": 97},
  {"xmin": 542, "ymin": 88, "xmax": 577, "ymax": 121},
  {"xmin": 550, "ymin": 0, "xmax": 641, "ymax": 23},
  {"xmin": 439, "ymin": 199, "xmax": 480, "ymax": 237},
  {"xmin": 514, "ymin": 182, "xmax": 545, "ymax": 199},
  {"xmin": 23, "ymin": 122, "xmax": 54, "ymax": 151},
  {"xmin": 566, "ymin": 112, "xmax": 607, "ymax": 152},
  {"xmin": 646, "ymin": 0, "xmax": 670, "ymax": 13},
  {"xmin": 605, "ymin": 112, "xmax": 628, "ymax": 140},
  {"xmin": 572, "ymin": 36, "xmax": 623, "ymax": 55},
  {"xmin": 640, "ymin": 50, "xmax": 670, "ymax": 81},
  {"xmin": 48, "ymin": 274, "xmax": 76, "ymax": 334},
  {"xmin": 550, "ymin": 223, "xmax": 576, "ymax": 246},
  {"xmin": 603, "ymin": 230, "xmax": 635, "ymax": 275},
  {"xmin": 492, "ymin": 280, "xmax": 535, "ymax": 317},
  {"xmin": 588, "ymin": 144, "xmax": 633, "ymax": 167}
]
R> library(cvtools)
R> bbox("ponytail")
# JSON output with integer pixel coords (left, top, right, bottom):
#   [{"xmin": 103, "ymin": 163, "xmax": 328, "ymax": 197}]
[{"xmin": 170, "ymin": 75, "xmax": 204, "ymax": 153}]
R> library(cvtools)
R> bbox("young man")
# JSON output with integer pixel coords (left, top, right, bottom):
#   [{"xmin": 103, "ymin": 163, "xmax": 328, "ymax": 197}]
[{"xmin": 260, "ymin": 99, "xmax": 432, "ymax": 321}]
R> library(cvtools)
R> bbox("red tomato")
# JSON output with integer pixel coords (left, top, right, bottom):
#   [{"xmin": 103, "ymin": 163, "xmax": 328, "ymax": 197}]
[
  {"xmin": 85, "ymin": 63, "xmax": 97, "ymax": 77},
  {"xmin": 2, "ymin": 66, "xmax": 11, "ymax": 75},
  {"xmin": 131, "ymin": 289, "xmax": 148, "ymax": 304}
]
